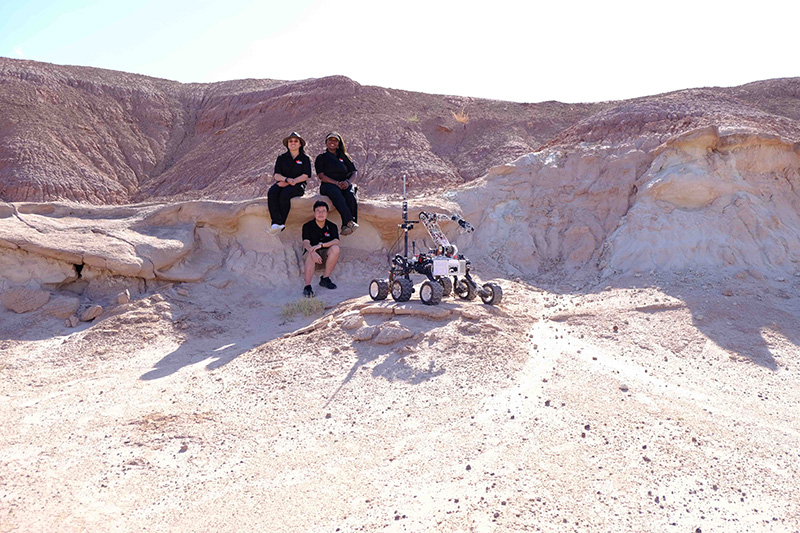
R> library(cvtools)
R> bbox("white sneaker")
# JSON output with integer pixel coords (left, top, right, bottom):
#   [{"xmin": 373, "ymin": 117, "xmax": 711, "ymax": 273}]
[{"xmin": 269, "ymin": 223, "xmax": 284, "ymax": 235}]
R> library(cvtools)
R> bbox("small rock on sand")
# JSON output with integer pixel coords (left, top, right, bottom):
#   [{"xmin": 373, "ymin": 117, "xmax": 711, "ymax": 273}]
[{"xmin": 80, "ymin": 304, "xmax": 103, "ymax": 322}]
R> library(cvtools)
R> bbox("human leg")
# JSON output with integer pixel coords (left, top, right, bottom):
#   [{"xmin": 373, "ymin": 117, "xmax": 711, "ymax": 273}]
[
  {"xmin": 278, "ymin": 185, "xmax": 304, "ymax": 225},
  {"xmin": 304, "ymin": 251, "xmax": 319, "ymax": 287},
  {"xmin": 320, "ymin": 183, "xmax": 353, "ymax": 226},
  {"xmin": 267, "ymin": 183, "xmax": 283, "ymax": 224},
  {"xmin": 322, "ymin": 245, "xmax": 339, "ymax": 279},
  {"xmin": 343, "ymin": 187, "xmax": 357, "ymax": 223}
]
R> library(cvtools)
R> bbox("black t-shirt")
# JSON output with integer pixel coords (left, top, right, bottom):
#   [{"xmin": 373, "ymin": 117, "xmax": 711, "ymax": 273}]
[
  {"xmin": 274, "ymin": 151, "xmax": 312, "ymax": 183},
  {"xmin": 314, "ymin": 151, "xmax": 357, "ymax": 182},
  {"xmin": 302, "ymin": 219, "xmax": 339, "ymax": 247}
]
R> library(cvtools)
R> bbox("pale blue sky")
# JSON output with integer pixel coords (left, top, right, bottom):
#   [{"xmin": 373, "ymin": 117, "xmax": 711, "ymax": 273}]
[{"xmin": 1, "ymin": 0, "xmax": 796, "ymax": 103}]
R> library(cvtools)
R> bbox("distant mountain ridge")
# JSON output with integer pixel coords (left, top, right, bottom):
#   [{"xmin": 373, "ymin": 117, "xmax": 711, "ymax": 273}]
[
  {"xmin": 1, "ymin": 57, "xmax": 799, "ymax": 205},
  {"xmin": 0, "ymin": 58, "xmax": 602, "ymax": 204}
]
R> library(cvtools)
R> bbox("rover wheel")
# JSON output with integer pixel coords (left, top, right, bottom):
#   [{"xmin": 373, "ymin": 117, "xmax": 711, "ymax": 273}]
[
  {"xmin": 420, "ymin": 280, "xmax": 444, "ymax": 305},
  {"xmin": 437, "ymin": 276, "xmax": 453, "ymax": 297},
  {"xmin": 454, "ymin": 278, "xmax": 478, "ymax": 301},
  {"xmin": 391, "ymin": 278, "xmax": 414, "ymax": 302},
  {"xmin": 480, "ymin": 282, "xmax": 503, "ymax": 305},
  {"xmin": 369, "ymin": 278, "xmax": 390, "ymax": 300}
]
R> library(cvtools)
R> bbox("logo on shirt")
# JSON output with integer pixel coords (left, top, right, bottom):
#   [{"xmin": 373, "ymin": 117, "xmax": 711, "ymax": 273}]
[
  {"xmin": 296, "ymin": 160, "xmax": 302, "ymax": 164},
  {"xmin": 324, "ymin": 232, "xmax": 330, "ymax": 237},
  {"xmin": 339, "ymin": 158, "xmax": 344, "ymax": 162}
]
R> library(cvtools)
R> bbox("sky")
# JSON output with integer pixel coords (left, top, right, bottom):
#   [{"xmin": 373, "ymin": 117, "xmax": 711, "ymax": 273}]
[{"xmin": 1, "ymin": 0, "xmax": 797, "ymax": 104}]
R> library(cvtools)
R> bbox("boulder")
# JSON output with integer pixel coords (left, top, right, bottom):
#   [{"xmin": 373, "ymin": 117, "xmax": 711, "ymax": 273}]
[
  {"xmin": 341, "ymin": 314, "xmax": 365, "ymax": 330},
  {"xmin": 1, "ymin": 287, "xmax": 50, "ymax": 313},
  {"xmin": 43, "ymin": 295, "xmax": 81, "ymax": 319},
  {"xmin": 353, "ymin": 325, "xmax": 379, "ymax": 341},
  {"xmin": 80, "ymin": 304, "xmax": 103, "ymax": 322},
  {"xmin": 374, "ymin": 321, "xmax": 414, "ymax": 345}
]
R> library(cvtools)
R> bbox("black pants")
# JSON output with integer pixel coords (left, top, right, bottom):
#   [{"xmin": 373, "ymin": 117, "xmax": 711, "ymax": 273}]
[
  {"xmin": 320, "ymin": 183, "xmax": 357, "ymax": 226},
  {"xmin": 267, "ymin": 183, "xmax": 305, "ymax": 225}
]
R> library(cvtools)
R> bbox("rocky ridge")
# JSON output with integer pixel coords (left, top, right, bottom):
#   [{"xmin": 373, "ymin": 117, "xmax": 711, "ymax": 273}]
[{"xmin": 0, "ymin": 57, "xmax": 601, "ymax": 204}]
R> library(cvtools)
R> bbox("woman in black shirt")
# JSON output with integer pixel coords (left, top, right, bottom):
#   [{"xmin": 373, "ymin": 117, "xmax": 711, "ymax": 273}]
[
  {"xmin": 315, "ymin": 131, "xmax": 359, "ymax": 235},
  {"xmin": 268, "ymin": 132, "xmax": 311, "ymax": 234}
]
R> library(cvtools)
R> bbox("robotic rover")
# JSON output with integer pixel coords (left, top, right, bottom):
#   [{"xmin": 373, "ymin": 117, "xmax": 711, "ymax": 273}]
[{"xmin": 368, "ymin": 176, "xmax": 502, "ymax": 306}]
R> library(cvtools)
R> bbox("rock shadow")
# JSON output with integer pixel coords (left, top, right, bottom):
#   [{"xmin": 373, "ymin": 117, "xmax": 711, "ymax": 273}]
[
  {"xmin": 680, "ymin": 287, "xmax": 799, "ymax": 372},
  {"xmin": 538, "ymin": 275, "xmax": 800, "ymax": 372}
]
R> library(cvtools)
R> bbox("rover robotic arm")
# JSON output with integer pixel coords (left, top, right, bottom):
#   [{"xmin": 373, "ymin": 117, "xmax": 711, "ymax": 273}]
[{"xmin": 418, "ymin": 211, "xmax": 474, "ymax": 258}]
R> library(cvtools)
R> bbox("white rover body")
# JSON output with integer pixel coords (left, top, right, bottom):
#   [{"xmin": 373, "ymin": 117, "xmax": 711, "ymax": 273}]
[{"xmin": 368, "ymin": 177, "xmax": 502, "ymax": 306}]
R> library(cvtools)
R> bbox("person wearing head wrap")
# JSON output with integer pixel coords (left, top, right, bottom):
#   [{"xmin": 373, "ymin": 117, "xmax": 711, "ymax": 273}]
[
  {"xmin": 267, "ymin": 132, "xmax": 311, "ymax": 234},
  {"xmin": 315, "ymin": 131, "xmax": 359, "ymax": 235}
]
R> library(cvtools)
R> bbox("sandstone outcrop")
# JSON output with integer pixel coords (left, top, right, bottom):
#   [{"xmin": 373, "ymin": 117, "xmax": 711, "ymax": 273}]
[
  {"xmin": 373, "ymin": 321, "xmax": 414, "ymax": 345},
  {"xmin": 42, "ymin": 294, "xmax": 81, "ymax": 319},
  {"xmin": 2, "ymin": 121, "xmax": 800, "ymax": 296},
  {"xmin": 456, "ymin": 127, "xmax": 800, "ymax": 280},
  {"xmin": 0, "ymin": 287, "xmax": 50, "ymax": 313},
  {"xmin": 0, "ymin": 194, "xmax": 462, "ymax": 295}
]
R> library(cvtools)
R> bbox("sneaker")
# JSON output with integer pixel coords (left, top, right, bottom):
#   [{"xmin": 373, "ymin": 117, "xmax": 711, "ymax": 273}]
[
  {"xmin": 303, "ymin": 285, "xmax": 314, "ymax": 298},
  {"xmin": 340, "ymin": 220, "xmax": 358, "ymax": 236},
  {"xmin": 319, "ymin": 276, "xmax": 337, "ymax": 290},
  {"xmin": 269, "ymin": 223, "xmax": 284, "ymax": 235}
]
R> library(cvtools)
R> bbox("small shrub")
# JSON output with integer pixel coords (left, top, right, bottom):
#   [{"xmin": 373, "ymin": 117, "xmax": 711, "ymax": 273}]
[
  {"xmin": 408, "ymin": 114, "xmax": 420, "ymax": 123},
  {"xmin": 281, "ymin": 297, "xmax": 325, "ymax": 320},
  {"xmin": 452, "ymin": 107, "xmax": 469, "ymax": 124}
]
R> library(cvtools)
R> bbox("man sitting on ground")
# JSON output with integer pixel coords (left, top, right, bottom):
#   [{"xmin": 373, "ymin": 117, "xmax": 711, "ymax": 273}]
[{"xmin": 301, "ymin": 200, "xmax": 340, "ymax": 297}]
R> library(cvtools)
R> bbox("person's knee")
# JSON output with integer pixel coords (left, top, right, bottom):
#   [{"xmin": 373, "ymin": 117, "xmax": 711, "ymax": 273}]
[
  {"xmin": 321, "ymin": 183, "xmax": 341, "ymax": 197},
  {"xmin": 328, "ymin": 244, "xmax": 340, "ymax": 257}
]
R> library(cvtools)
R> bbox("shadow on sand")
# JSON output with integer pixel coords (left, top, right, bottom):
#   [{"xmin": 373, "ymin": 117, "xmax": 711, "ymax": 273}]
[
  {"xmin": 323, "ymin": 339, "xmax": 446, "ymax": 408},
  {"xmin": 542, "ymin": 274, "xmax": 800, "ymax": 372}
]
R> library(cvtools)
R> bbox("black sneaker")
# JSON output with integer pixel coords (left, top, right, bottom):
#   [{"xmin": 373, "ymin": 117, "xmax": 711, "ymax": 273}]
[
  {"xmin": 319, "ymin": 276, "xmax": 337, "ymax": 290},
  {"xmin": 303, "ymin": 285, "xmax": 314, "ymax": 298}
]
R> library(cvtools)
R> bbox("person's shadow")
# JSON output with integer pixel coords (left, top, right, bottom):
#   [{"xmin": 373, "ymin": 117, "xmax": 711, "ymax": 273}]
[
  {"xmin": 139, "ymin": 334, "xmax": 263, "ymax": 380},
  {"xmin": 322, "ymin": 334, "xmax": 446, "ymax": 408}
]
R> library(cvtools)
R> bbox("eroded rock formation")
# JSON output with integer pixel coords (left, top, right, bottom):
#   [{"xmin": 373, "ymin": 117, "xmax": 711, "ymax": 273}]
[
  {"xmin": 0, "ymin": 58, "xmax": 599, "ymax": 203},
  {"xmin": 3, "ymin": 120, "xmax": 799, "ymax": 309},
  {"xmin": 458, "ymin": 127, "xmax": 800, "ymax": 279},
  {"xmin": 1, "ymin": 60, "xmax": 800, "ymax": 311}
]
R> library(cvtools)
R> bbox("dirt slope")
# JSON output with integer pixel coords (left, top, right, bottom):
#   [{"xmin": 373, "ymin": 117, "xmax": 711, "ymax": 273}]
[{"xmin": 1, "ymin": 273, "xmax": 798, "ymax": 531}]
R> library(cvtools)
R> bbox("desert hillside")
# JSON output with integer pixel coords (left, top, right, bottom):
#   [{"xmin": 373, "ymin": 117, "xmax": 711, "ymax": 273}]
[
  {"xmin": 0, "ymin": 57, "xmax": 603, "ymax": 203},
  {"xmin": 1, "ymin": 60, "xmax": 799, "ymax": 532}
]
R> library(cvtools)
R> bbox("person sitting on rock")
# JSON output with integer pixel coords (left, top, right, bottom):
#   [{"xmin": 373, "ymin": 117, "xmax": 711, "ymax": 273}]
[
  {"xmin": 267, "ymin": 132, "xmax": 311, "ymax": 234},
  {"xmin": 315, "ymin": 131, "xmax": 359, "ymax": 235},
  {"xmin": 301, "ymin": 200, "xmax": 340, "ymax": 297}
]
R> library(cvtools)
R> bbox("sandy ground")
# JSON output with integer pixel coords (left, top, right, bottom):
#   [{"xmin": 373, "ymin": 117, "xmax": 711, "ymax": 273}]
[{"xmin": 1, "ymin": 271, "xmax": 799, "ymax": 532}]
